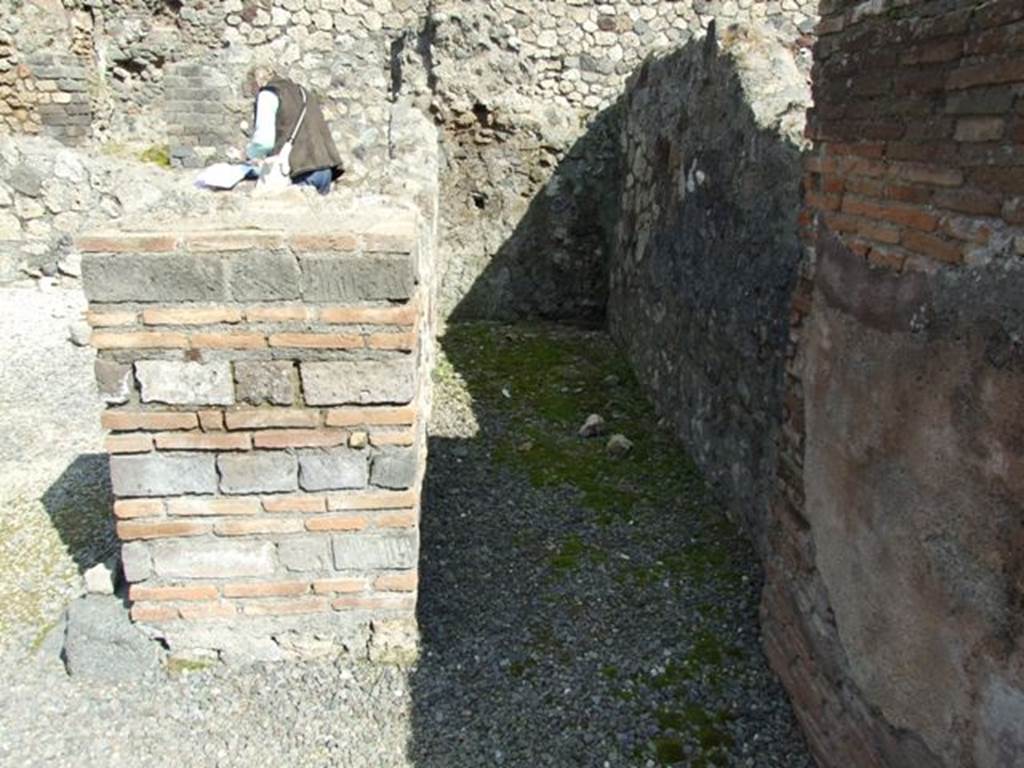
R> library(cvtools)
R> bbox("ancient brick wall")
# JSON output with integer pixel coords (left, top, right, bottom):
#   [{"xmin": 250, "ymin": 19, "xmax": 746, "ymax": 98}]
[
  {"xmin": 762, "ymin": 1, "xmax": 1024, "ymax": 766},
  {"xmin": 0, "ymin": 43, "xmax": 92, "ymax": 145},
  {"xmin": 77, "ymin": 198, "xmax": 434, "ymax": 662}
]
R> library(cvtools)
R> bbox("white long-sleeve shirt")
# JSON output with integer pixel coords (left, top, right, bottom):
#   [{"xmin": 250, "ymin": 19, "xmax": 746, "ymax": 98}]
[{"xmin": 246, "ymin": 89, "xmax": 280, "ymax": 160}]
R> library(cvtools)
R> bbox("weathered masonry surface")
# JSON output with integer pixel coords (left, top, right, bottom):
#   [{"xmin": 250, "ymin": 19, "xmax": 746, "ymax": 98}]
[
  {"xmin": 1, "ymin": 0, "xmax": 818, "ymax": 319},
  {"xmin": 79, "ymin": 196, "xmax": 434, "ymax": 662},
  {"xmin": 610, "ymin": 23, "xmax": 809, "ymax": 550},
  {"xmin": 766, "ymin": 2, "xmax": 1024, "ymax": 766}
]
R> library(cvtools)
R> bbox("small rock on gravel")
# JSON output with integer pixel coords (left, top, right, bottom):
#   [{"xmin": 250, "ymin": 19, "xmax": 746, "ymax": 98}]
[
  {"xmin": 68, "ymin": 320, "xmax": 91, "ymax": 347},
  {"xmin": 578, "ymin": 413, "xmax": 606, "ymax": 438},
  {"xmin": 606, "ymin": 433, "xmax": 633, "ymax": 457}
]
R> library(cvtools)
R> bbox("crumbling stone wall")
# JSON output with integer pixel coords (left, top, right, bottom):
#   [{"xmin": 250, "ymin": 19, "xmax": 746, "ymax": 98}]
[
  {"xmin": 428, "ymin": 0, "xmax": 818, "ymax": 321},
  {"xmin": 1, "ymin": 0, "xmax": 819, "ymax": 320},
  {"xmin": 78, "ymin": 197, "xmax": 434, "ymax": 662},
  {"xmin": 0, "ymin": 3, "xmax": 93, "ymax": 144},
  {"xmin": 761, "ymin": 1, "xmax": 1024, "ymax": 766},
  {"xmin": 608, "ymin": 23, "xmax": 809, "ymax": 544},
  {"xmin": 0, "ymin": 135, "xmax": 189, "ymax": 282}
]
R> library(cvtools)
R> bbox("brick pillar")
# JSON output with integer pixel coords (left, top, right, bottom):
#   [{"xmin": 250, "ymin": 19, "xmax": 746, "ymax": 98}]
[{"xmin": 77, "ymin": 202, "xmax": 429, "ymax": 662}]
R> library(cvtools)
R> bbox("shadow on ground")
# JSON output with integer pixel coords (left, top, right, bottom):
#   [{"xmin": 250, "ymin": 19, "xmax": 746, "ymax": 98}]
[
  {"xmin": 408, "ymin": 325, "xmax": 811, "ymax": 767},
  {"xmin": 41, "ymin": 453, "xmax": 117, "ymax": 574}
]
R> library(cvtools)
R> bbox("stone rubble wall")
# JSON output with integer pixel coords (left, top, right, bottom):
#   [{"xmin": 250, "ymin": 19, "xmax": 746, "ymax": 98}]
[
  {"xmin": 0, "ymin": 2, "xmax": 95, "ymax": 144},
  {"xmin": 763, "ymin": 1, "xmax": 1024, "ymax": 766},
  {"xmin": 77, "ymin": 199, "xmax": 433, "ymax": 662},
  {"xmin": 0, "ymin": 97, "xmax": 438, "ymax": 294},
  {"xmin": 1, "ymin": 0, "xmax": 819, "ymax": 320},
  {"xmin": 0, "ymin": 134, "xmax": 218, "ymax": 283},
  {"xmin": 427, "ymin": 0, "xmax": 817, "ymax": 321},
  {"xmin": 608, "ymin": 22, "xmax": 809, "ymax": 546}
]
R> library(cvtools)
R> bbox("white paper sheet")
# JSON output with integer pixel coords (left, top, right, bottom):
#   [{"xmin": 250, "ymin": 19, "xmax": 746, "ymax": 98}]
[{"xmin": 194, "ymin": 162, "xmax": 252, "ymax": 190}]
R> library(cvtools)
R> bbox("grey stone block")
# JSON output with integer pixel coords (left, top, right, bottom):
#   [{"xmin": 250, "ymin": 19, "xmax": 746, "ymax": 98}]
[
  {"xmin": 299, "ymin": 254, "xmax": 415, "ymax": 302},
  {"xmin": 95, "ymin": 358, "xmax": 133, "ymax": 404},
  {"xmin": 136, "ymin": 361, "xmax": 234, "ymax": 406},
  {"xmin": 57, "ymin": 78, "xmax": 88, "ymax": 92},
  {"xmin": 370, "ymin": 448, "xmax": 418, "ymax": 490},
  {"xmin": 218, "ymin": 452, "xmax": 297, "ymax": 494},
  {"xmin": 121, "ymin": 541, "xmax": 152, "ymax": 582},
  {"xmin": 9, "ymin": 163, "xmax": 43, "ymax": 197},
  {"xmin": 227, "ymin": 251, "xmax": 301, "ymax": 301},
  {"xmin": 110, "ymin": 453, "xmax": 217, "ymax": 497},
  {"xmin": 82, "ymin": 253, "xmax": 226, "ymax": 303},
  {"xmin": 278, "ymin": 537, "xmax": 330, "ymax": 572},
  {"xmin": 298, "ymin": 449, "xmax": 368, "ymax": 491},
  {"xmin": 151, "ymin": 539, "xmax": 276, "ymax": 579},
  {"xmin": 63, "ymin": 596, "xmax": 161, "ymax": 682},
  {"xmin": 235, "ymin": 361, "xmax": 295, "ymax": 405},
  {"xmin": 300, "ymin": 359, "xmax": 416, "ymax": 406},
  {"xmin": 332, "ymin": 532, "xmax": 418, "ymax": 570}
]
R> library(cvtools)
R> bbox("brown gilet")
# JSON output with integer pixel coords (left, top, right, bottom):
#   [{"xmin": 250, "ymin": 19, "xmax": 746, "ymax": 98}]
[{"xmin": 262, "ymin": 76, "xmax": 344, "ymax": 179}]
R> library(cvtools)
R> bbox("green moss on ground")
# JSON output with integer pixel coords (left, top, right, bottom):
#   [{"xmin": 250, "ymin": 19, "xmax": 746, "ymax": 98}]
[
  {"xmin": 653, "ymin": 703, "xmax": 734, "ymax": 766},
  {"xmin": 165, "ymin": 656, "xmax": 215, "ymax": 676},
  {"xmin": 139, "ymin": 144, "xmax": 172, "ymax": 168},
  {"xmin": 439, "ymin": 323, "xmax": 754, "ymax": 768},
  {"xmin": 440, "ymin": 323, "xmax": 708, "ymax": 518}
]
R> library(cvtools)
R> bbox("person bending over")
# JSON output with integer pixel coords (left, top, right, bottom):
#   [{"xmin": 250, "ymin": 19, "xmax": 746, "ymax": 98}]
[{"xmin": 245, "ymin": 66, "xmax": 343, "ymax": 194}]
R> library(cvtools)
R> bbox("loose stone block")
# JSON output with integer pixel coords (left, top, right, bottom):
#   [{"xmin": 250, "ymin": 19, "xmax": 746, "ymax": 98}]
[
  {"xmin": 332, "ymin": 532, "xmax": 418, "ymax": 570},
  {"xmin": 150, "ymin": 540, "xmax": 276, "ymax": 579},
  {"xmin": 278, "ymin": 537, "xmax": 331, "ymax": 572},
  {"xmin": 110, "ymin": 453, "xmax": 218, "ymax": 497},
  {"xmin": 135, "ymin": 361, "xmax": 234, "ymax": 406},
  {"xmin": 81, "ymin": 253, "xmax": 226, "ymax": 302},
  {"xmin": 8, "ymin": 163, "xmax": 43, "ymax": 197},
  {"xmin": 121, "ymin": 541, "xmax": 152, "ymax": 583},
  {"xmin": 300, "ymin": 359, "xmax": 416, "ymax": 406},
  {"xmin": 217, "ymin": 452, "xmax": 298, "ymax": 494},
  {"xmin": 298, "ymin": 449, "xmax": 369, "ymax": 491},
  {"xmin": 227, "ymin": 251, "xmax": 302, "ymax": 300},
  {"xmin": 63, "ymin": 596, "xmax": 161, "ymax": 683},
  {"xmin": 299, "ymin": 254, "xmax": 415, "ymax": 302},
  {"xmin": 94, "ymin": 358, "xmax": 133, "ymax": 404},
  {"xmin": 234, "ymin": 361, "xmax": 295, "ymax": 405},
  {"xmin": 370, "ymin": 448, "xmax": 418, "ymax": 490}
]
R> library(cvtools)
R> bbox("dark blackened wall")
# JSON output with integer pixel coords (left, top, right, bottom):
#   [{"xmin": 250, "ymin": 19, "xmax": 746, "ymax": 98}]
[{"xmin": 608, "ymin": 23, "xmax": 809, "ymax": 544}]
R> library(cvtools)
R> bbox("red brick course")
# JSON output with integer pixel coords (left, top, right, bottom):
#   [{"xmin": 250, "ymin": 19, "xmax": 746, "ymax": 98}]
[{"xmin": 783, "ymin": 1, "xmax": 1024, "ymax": 765}]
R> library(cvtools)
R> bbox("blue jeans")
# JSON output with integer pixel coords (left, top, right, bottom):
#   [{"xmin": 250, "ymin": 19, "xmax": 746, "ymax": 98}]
[
  {"xmin": 293, "ymin": 168, "xmax": 332, "ymax": 195},
  {"xmin": 244, "ymin": 166, "xmax": 332, "ymax": 195}
]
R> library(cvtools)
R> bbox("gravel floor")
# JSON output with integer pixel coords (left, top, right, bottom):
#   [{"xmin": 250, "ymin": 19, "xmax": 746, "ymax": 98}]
[{"xmin": 0, "ymin": 288, "xmax": 811, "ymax": 768}]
